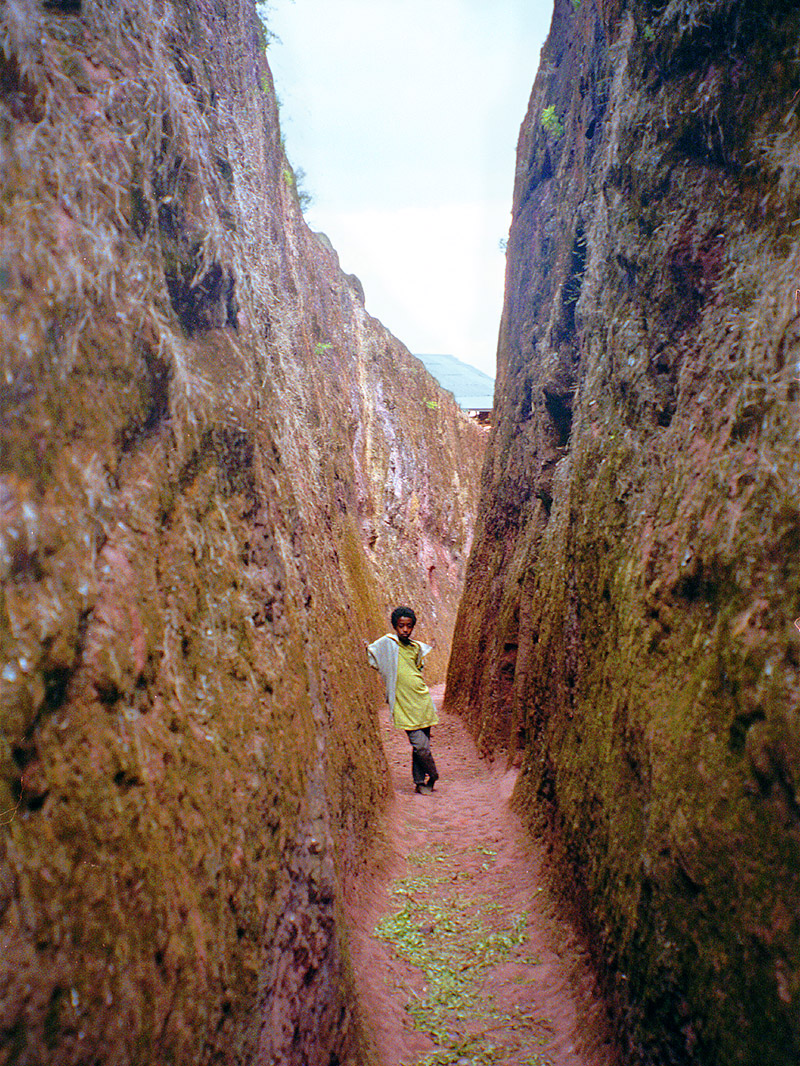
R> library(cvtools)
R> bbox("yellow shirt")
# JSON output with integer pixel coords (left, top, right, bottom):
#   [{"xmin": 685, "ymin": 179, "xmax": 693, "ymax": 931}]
[{"xmin": 393, "ymin": 641, "xmax": 439, "ymax": 730}]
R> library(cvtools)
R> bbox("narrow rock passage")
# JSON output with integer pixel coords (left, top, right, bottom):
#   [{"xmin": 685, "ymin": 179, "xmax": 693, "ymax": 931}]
[{"xmin": 349, "ymin": 685, "xmax": 619, "ymax": 1066}]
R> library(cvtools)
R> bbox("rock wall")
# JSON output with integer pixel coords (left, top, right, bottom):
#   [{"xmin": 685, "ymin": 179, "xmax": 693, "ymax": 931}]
[
  {"xmin": 0, "ymin": 2, "xmax": 484, "ymax": 1063},
  {"xmin": 446, "ymin": 1, "xmax": 800, "ymax": 1063}
]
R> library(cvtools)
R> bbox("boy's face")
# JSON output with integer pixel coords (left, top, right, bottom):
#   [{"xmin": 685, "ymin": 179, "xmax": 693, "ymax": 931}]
[{"xmin": 394, "ymin": 616, "xmax": 415, "ymax": 644}]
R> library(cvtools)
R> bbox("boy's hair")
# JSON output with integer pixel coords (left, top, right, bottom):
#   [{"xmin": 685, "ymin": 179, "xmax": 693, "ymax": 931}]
[{"xmin": 391, "ymin": 605, "xmax": 416, "ymax": 628}]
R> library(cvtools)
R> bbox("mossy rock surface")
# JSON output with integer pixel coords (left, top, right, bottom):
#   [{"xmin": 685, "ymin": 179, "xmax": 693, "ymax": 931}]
[
  {"xmin": 0, "ymin": 2, "xmax": 485, "ymax": 1062},
  {"xmin": 446, "ymin": 2, "xmax": 800, "ymax": 1063}
]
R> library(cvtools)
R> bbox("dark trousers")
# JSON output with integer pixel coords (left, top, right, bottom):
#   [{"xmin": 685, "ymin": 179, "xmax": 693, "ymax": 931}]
[{"xmin": 406, "ymin": 727, "xmax": 437, "ymax": 785}]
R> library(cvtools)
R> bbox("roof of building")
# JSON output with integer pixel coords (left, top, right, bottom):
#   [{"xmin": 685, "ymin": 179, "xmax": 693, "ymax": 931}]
[{"xmin": 414, "ymin": 353, "xmax": 495, "ymax": 412}]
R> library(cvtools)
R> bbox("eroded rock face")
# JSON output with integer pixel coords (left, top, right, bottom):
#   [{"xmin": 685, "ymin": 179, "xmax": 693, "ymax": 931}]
[
  {"xmin": 0, "ymin": 1, "xmax": 484, "ymax": 1062},
  {"xmin": 446, "ymin": 1, "xmax": 800, "ymax": 1063}
]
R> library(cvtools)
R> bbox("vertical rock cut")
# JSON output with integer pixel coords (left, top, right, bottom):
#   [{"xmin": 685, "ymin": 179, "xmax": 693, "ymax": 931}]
[
  {"xmin": 446, "ymin": 1, "xmax": 800, "ymax": 1063},
  {"xmin": 0, "ymin": 1, "xmax": 484, "ymax": 1062}
]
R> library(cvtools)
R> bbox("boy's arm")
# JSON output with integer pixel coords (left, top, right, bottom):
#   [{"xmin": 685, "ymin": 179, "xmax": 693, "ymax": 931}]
[{"xmin": 365, "ymin": 637, "xmax": 381, "ymax": 671}]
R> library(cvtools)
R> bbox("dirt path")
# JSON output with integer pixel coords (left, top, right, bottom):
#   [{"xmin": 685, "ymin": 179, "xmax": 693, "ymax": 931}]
[{"xmin": 348, "ymin": 685, "xmax": 619, "ymax": 1066}]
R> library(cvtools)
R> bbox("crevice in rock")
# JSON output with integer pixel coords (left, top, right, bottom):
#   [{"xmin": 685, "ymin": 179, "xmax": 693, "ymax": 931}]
[
  {"xmin": 729, "ymin": 709, "xmax": 765, "ymax": 754},
  {"xmin": 42, "ymin": 0, "xmax": 81, "ymax": 12},
  {"xmin": 0, "ymin": 51, "xmax": 43, "ymax": 122},
  {"xmin": 544, "ymin": 389, "xmax": 573, "ymax": 449},
  {"xmin": 118, "ymin": 347, "xmax": 171, "ymax": 453},
  {"xmin": 130, "ymin": 186, "xmax": 151, "ymax": 237},
  {"xmin": 518, "ymin": 377, "xmax": 533, "ymax": 422},
  {"xmin": 164, "ymin": 256, "xmax": 239, "ymax": 334}
]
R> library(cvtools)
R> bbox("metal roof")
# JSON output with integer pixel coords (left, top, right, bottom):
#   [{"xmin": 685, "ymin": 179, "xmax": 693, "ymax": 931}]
[{"xmin": 414, "ymin": 353, "xmax": 495, "ymax": 411}]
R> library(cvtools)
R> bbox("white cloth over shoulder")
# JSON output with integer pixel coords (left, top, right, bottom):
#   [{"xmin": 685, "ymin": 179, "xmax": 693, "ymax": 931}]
[{"xmin": 367, "ymin": 632, "xmax": 432, "ymax": 713}]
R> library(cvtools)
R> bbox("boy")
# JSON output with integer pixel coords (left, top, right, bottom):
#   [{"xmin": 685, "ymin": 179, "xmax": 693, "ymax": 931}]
[{"xmin": 367, "ymin": 606, "xmax": 440, "ymax": 794}]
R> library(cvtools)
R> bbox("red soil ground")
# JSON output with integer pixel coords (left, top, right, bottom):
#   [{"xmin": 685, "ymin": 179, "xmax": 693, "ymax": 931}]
[{"xmin": 348, "ymin": 685, "xmax": 620, "ymax": 1066}]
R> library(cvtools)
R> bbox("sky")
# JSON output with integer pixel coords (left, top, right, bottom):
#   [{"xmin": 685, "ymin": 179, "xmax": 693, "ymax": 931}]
[{"xmin": 261, "ymin": 0, "xmax": 553, "ymax": 378}]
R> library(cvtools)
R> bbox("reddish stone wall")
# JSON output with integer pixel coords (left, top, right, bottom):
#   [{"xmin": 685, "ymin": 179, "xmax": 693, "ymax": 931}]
[
  {"xmin": 0, "ymin": 1, "xmax": 484, "ymax": 1062},
  {"xmin": 446, "ymin": 1, "xmax": 800, "ymax": 1063}
]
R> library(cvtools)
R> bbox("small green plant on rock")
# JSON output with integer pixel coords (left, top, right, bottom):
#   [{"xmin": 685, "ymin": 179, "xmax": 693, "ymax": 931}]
[
  {"xmin": 540, "ymin": 105, "xmax": 564, "ymax": 140},
  {"xmin": 293, "ymin": 166, "xmax": 313, "ymax": 210},
  {"xmin": 255, "ymin": 2, "xmax": 276, "ymax": 46},
  {"xmin": 255, "ymin": 3, "xmax": 276, "ymax": 91},
  {"xmin": 282, "ymin": 162, "xmax": 314, "ymax": 211}
]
